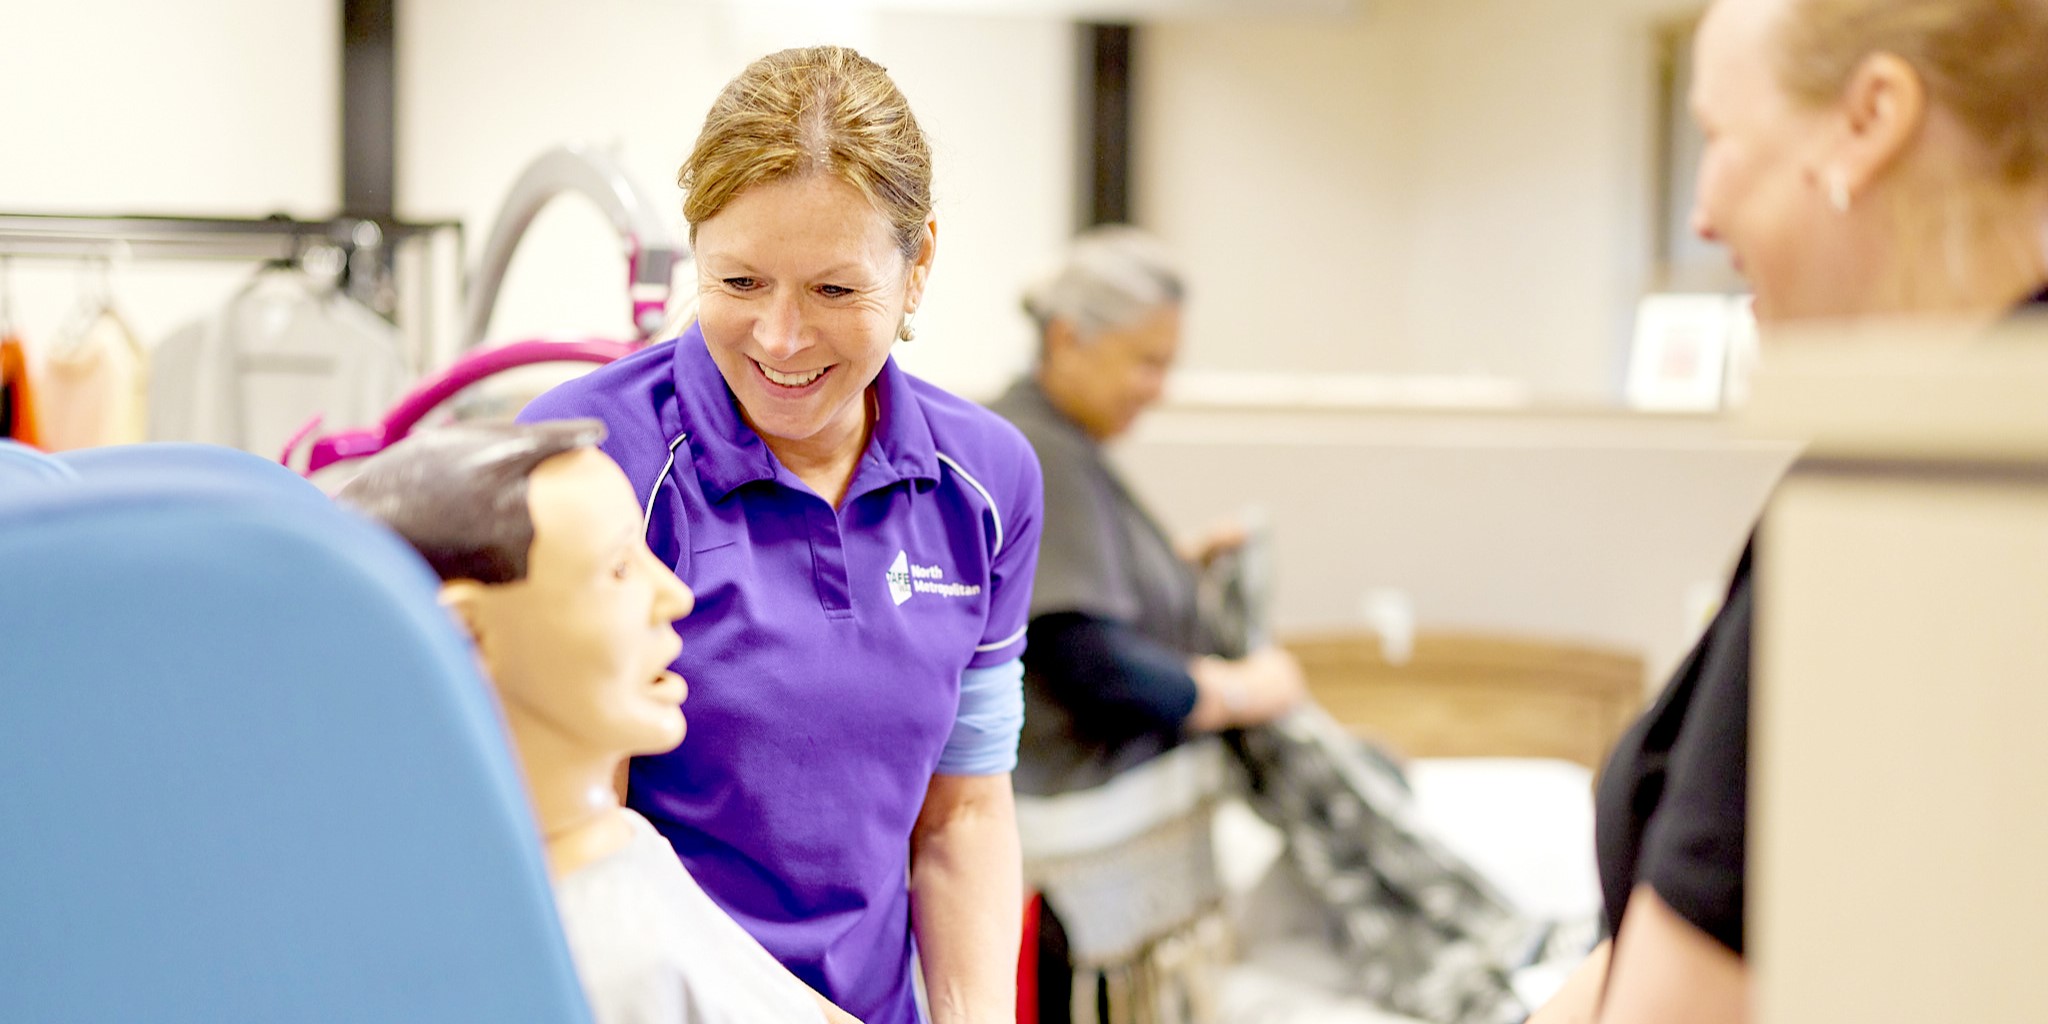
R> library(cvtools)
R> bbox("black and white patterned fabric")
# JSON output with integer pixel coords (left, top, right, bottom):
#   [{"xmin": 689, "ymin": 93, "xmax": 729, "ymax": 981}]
[{"xmin": 1229, "ymin": 709, "xmax": 1559, "ymax": 1024}]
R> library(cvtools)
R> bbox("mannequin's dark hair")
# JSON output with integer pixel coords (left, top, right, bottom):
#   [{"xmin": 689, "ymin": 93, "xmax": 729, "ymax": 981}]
[{"xmin": 337, "ymin": 419, "xmax": 608, "ymax": 585}]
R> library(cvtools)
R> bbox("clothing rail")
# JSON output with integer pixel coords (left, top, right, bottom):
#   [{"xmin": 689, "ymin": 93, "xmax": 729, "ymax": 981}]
[
  {"xmin": 0, "ymin": 213, "xmax": 465, "ymax": 365},
  {"xmin": 0, "ymin": 212, "xmax": 461, "ymax": 264}
]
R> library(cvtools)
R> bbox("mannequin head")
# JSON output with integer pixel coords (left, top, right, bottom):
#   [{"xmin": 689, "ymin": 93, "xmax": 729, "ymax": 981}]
[{"xmin": 339, "ymin": 421, "xmax": 695, "ymax": 862}]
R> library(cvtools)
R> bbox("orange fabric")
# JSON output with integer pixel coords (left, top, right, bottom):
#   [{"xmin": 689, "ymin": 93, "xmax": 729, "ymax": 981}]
[{"xmin": 1, "ymin": 335, "xmax": 43, "ymax": 447}]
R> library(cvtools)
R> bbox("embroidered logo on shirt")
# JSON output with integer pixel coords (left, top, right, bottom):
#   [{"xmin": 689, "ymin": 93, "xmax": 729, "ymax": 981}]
[
  {"xmin": 886, "ymin": 549, "xmax": 983, "ymax": 605},
  {"xmin": 887, "ymin": 550, "xmax": 914, "ymax": 606}
]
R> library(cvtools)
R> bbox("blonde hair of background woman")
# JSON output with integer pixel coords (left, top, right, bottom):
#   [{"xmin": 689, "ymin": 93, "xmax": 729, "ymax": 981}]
[
  {"xmin": 678, "ymin": 45, "xmax": 933, "ymax": 264},
  {"xmin": 1772, "ymin": 0, "xmax": 2048, "ymax": 303}
]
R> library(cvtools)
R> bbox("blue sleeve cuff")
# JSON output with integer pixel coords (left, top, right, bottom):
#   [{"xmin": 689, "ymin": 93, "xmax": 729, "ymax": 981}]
[{"xmin": 935, "ymin": 658, "xmax": 1024, "ymax": 776}]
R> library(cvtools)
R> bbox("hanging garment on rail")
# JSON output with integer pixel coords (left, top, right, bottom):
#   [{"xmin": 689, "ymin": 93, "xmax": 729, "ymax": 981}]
[
  {"xmin": 1, "ymin": 333, "xmax": 43, "ymax": 447},
  {"xmin": 41, "ymin": 308, "xmax": 147, "ymax": 451},
  {"xmin": 151, "ymin": 271, "xmax": 406, "ymax": 456}
]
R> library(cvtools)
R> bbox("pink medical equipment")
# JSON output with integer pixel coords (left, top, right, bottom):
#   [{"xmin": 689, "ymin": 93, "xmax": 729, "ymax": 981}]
[{"xmin": 284, "ymin": 145, "xmax": 685, "ymax": 475}]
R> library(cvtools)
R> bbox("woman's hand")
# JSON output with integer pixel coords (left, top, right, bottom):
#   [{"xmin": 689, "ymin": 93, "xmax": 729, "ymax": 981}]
[
  {"xmin": 1177, "ymin": 519, "xmax": 1250, "ymax": 568},
  {"xmin": 1186, "ymin": 645, "xmax": 1308, "ymax": 731}
]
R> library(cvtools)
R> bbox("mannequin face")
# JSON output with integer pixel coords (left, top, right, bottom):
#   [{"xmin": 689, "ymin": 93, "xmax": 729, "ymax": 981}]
[{"xmin": 446, "ymin": 448, "xmax": 696, "ymax": 761}]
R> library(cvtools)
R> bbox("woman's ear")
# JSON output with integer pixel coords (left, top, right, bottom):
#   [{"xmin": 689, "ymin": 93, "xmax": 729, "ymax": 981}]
[
  {"xmin": 1832, "ymin": 52, "xmax": 1928, "ymax": 196},
  {"xmin": 907, "ymin": 216, "xmax": 939, "ymax": 311},
  {"xmin": 1042, "ymin": 318, "xmax": 1080, "ymax": 365}
]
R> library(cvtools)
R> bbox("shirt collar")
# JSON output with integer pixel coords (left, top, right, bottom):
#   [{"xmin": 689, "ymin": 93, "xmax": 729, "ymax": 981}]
[{"xmin": 669, "ymin": 322, "xmax": 939, "ymax": 503}]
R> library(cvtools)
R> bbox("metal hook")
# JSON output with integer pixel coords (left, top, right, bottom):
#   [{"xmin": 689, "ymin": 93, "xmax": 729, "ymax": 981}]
[
  {"xmin": 0, "ymin": 255, "xmax": 16, "ymax": 333},
  {"xmin": 91, "ymin": 250, "xmax": 114, "ymax": 309},
  {"xmin": 103, "ymin": 238, "xmax": 132, "ymax": 300}
]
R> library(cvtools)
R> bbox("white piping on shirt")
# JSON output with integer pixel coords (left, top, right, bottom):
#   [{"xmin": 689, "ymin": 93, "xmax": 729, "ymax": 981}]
[
  {"xmin": 933, "ymin": 451, "xmax": 1004, "ymax": 558},
  {"xmin": 644, "ymin": 431, "xmax": 690, "ymax": 536},
  {"xmin": 975, "ymin": 624, "xmax": 1028, "ymax": 653}
]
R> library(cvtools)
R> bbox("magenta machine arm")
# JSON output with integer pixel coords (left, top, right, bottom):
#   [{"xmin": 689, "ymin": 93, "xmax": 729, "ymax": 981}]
[{"xmin": 284, "ymin": 144, "xmax": 685, "ymax": 475}]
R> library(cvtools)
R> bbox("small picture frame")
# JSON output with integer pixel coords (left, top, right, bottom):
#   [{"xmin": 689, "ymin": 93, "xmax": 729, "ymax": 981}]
[{"xmin": 1626, "ymin": 293, "xmax": 1743, "ymax": 411}]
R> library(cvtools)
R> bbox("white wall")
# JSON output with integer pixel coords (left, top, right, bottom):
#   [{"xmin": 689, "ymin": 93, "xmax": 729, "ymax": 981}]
[
  {"xmin": 1114, "ymin": 406, "xmax": 1792, "ymax": 688},
  {"xmin": 1137, "ymin": 0, "xmax": 1704, "ymax": 403},
  {"xmin": 2, "ymin": 0, "xmax": 1717, "ymax": 405},
  {"xmin": 398, "ymin": 0, "xmax": 1076, "ymax": 399},
  {"xmin": 0, "ymin": 0, "xmax": 1073, "ymax": 401},
  {"xmin": 0, "ymin": 0, "xmax": 337, "ymax": 346}
]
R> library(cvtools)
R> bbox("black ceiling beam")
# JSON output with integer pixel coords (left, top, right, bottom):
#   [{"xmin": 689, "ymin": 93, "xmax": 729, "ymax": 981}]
[
  {"xmin": 342, "ymin": 0, "xmax": 397, "ymax": 219},
  {"xmin": 1076, "ymin": 23, "xmax": 1134, "ymax": 229}
]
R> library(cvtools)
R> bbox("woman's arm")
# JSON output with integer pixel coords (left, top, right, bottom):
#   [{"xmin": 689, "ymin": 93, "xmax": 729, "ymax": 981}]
[
  {"xmin": 1526, "ymin": 939, "xmax": 1611, "ymax": 1024},
  {"xmin": 1024, "ymin": 614, "xmax": 1304, "ymax": 736},
  {"xmin": 1597, "ymin": 885, "xmax": 1748, "ymax": 1024},
  {"xmin": 908, "ymin": 772, "xmax": 1022, "ymax": 1024}
]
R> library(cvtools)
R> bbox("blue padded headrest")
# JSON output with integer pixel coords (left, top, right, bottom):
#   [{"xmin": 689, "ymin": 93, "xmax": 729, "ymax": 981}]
[
  {"xmin": 0, "ymin": 439, "xmax": 78, "ymax": 488},
  {"xmin": 0, "ymin": 477, "xmax": 590, "ymax": 1024},
  {"xmin": 57, "ymin": 441, "xmax": 327, "ymax": 503}
]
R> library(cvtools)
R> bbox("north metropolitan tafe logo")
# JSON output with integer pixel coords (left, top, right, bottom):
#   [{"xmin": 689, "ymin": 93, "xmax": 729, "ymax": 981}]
[{"xmin": 887, "ymin": 550, "xmax": 982, "ymax": 606}]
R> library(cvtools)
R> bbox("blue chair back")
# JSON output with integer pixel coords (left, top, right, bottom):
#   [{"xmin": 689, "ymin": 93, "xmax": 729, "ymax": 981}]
[
  {"xmin": 0, "ymin": 474, "xmax": 591, "ymax": 1024},
  {"xmin": 57, "ymin": 441, "xmax": 327, "ymax": 503},
  {"xmin": 0, "ymin": 439, "xmax": 77, "ymax": 488}
]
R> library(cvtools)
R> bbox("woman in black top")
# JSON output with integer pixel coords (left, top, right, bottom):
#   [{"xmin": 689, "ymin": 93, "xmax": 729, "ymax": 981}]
[{"xmin": 1532, "ymin": 1, "xmax": 2048, "ymax": 1021}]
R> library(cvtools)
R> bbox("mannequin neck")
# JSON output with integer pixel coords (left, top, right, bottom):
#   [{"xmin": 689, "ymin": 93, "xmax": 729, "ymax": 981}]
[{"xmin": 502, "ymin": 705, "xmax": 634, "ymax": 878}]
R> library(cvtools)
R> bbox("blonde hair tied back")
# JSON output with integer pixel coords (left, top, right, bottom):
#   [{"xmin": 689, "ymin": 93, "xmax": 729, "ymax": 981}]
[
  {"xmin": 1773, "ymin": 0, "xmax": 2048, "ymax": 186},
  {"xmin": 679, "ymin": 46, "xmax": 934, "ymax": 263}
]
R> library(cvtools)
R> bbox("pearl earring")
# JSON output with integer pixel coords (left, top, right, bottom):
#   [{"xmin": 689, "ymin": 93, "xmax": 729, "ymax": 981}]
[
  {"xmin": 1827, "ymin": 173, "xmax": 1853, "ymax": 214},
  {"xmin": 898, "ymin": 311, "xmax": 917, "ymax": 343}
]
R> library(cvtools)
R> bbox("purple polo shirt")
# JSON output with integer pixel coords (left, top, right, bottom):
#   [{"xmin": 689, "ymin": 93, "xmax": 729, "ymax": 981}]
[{"xmin": 518, "ymin": 324, "xmax": 1042, "ymax": 1024}]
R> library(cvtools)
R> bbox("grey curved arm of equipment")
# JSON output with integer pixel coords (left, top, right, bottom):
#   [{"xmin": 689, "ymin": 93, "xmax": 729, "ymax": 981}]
[{"xmin": 461, "ymin": 143, "xmax": 684, "ymax": 350}]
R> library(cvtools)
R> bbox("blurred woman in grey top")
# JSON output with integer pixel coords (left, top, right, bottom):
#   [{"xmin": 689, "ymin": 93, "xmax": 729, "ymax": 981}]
[
  {"xmin": 990, "ymin": 227, "xmax": 1578, "ymax": 1024},
  {"xmin": 986, "ymin": 225, "xmax": 1307, "ymax": 797}
]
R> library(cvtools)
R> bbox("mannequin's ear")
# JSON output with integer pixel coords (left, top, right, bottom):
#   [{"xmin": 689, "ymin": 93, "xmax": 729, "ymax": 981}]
[{"xmin": 439, "ymin": 579, "xmax": 489, "ymax": 646}]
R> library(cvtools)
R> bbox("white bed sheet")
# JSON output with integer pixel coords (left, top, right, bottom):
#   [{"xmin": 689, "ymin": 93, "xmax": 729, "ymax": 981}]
[{"xmin": 1214, "ymin": 755, "xmax": 1602, "ymax": 1024}]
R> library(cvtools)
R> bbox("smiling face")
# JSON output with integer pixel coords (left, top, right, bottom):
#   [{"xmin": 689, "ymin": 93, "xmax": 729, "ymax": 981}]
[
  {"xmin": 1688, "ymin": 0, "xmax": 1853, "ymax": 323},
  {"xmin": 465, "ymin": 448, "xmax": 697, "ymax": 760},
  {"xmin": 1687, "ymin": 0, "xmax": 1875, "ymax": 321},
  {"xmin": 693, "ymin": 173, "xmax": 934, "ymax": 463}
]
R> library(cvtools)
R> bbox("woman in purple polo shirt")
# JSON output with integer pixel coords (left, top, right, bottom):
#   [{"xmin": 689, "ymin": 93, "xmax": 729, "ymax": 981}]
[{"xmin": 518, "ymin": 46, "xmax": 1042, "ymax": 1024}]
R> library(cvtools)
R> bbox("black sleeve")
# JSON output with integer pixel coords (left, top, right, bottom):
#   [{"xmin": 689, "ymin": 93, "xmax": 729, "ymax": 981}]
[
  {"xmin": 1022, "ymin": 611, "xmax": 1201, "ymax": 738},
  {"xmin": 1637, "ymin": 569, "xmax": 1751, "ymax": 955}
]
